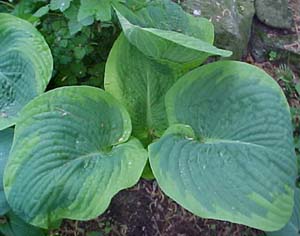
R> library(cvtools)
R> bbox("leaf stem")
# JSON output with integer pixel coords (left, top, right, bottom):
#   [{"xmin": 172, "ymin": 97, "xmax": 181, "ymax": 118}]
[{"xmin": 0, "ymin": 1, "xmax": 14, "ymax": 9}]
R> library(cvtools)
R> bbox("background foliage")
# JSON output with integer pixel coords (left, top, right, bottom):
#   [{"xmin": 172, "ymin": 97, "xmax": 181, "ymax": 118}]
[{"xmin": 0, "ymin": 0, "xmax": 122, "ymax": 90}]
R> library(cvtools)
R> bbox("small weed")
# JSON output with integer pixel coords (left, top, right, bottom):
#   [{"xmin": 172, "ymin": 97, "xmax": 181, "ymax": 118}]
[
  {"xmin": 87, "ymin": 231, "xmax": 103, "ymax": 236},
  {"xmin": 275, "ymin": 64, "xmax": 296, "ymax": 96},
  {"xmin": 268, "ymin": 51, "xmax": 278, "ymax": 61}
]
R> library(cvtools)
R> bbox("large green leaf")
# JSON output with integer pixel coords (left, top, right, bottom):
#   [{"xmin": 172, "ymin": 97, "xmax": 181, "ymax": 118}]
[
  {"xmin": 266, "ymin": 188, "xmax": 300, "ymax": 236},
  {"xmin": 114, "ymin": 0, "xmax": 231, "ymax": 69},
  {"xmin": 0, "ymin": 128, "xmax": 14, "ymax": 215},
  {"xmin": 0, "ymin": 13, "xmax": 53, "ymax": 130},
  {"xmin": 105, "ymin": 34, "xmax": 178, "ymax": 145},
  {"xmin": 149, "ymin": 61, "xmax": 297, "ymax": 231},
  {"xmin": 4, "ymin": 86, "xmax": 147, "ymax": 229},
  {"xmin": 0, "ymin": 211, "xmax": 46, "ymax": 236}
]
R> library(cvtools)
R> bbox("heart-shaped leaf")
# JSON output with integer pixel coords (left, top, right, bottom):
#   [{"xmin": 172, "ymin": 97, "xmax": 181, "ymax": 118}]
[
  {"xmin": 266, "ymin": 188, "xmax": 300, "ymax": 236},
  {"xmin": 0, "ymin": 128, "xmax": 13, "ymax": 215},
  {"xmin": 149, "ymin": 61, "xmax": 297, "ymax": 231},
  {"xmin": 4, "ymin": 86, "xmax": 147, "ymax": 229},
  {"xmin": 0, "ymin": 13, "xmax": 53, "ymax": 130},
  {"xmin": 114, "ymin": 0, "xmax": 231, "ymax": 69},
  {"xmin": 105, "ymin": 34, "xmax": 178, "ymax": 144}
]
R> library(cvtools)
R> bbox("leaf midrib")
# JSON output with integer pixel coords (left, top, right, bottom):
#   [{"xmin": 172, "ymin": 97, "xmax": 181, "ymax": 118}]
[
  {"xmin": 146, "ymin": 70, "xmax": 153, "ymax": 130},
  {"xmin": 198, "ymin": 138, "xmax": 290, "ymax": 160},
  {"xmin": 202, "ymin": 138, "xmax": 272, "ymax": 153}
]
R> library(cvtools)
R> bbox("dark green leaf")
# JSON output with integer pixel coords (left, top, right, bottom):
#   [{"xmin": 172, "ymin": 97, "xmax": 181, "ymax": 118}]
[
  {"xmin": 0, "ymin": 212, "xmax": 46, "ymax": 236},
  {"xmin": 0, "ymin": 129, "xmax": 13, "ymax": 215},
  {"xmin": 295, "ymin": 83, "xmax": 300, "ymax": 95},
  {"xmin": 63, "ymin": 2, "xmax": 94, "ymax": 34}
]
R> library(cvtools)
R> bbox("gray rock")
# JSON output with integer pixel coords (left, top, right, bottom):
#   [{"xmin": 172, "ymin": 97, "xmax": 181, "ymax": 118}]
[
  {"xmin": 255, "ymin": 0, "xmax": 293, "ymax": 29},
  {"xmin": 181, "ymin": 0, "xmax": 255, "ymax": 59},
  {"xmin": 250, "ymin": 19, "xmax": 300, "ymax": 71}
]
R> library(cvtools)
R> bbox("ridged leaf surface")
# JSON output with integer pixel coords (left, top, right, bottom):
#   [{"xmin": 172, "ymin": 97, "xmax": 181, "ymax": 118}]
[
  {"xmin": 267, "ymin": 188, "xmax": 300, "ymax": 236},
  {"xmin": 4, "ymin": 86, "xmax": 147, "ymax": 229},
  {"xmin": 0, "ymin": 128, "xmax": 13, "ymax": 215},
  {"xmin": 0, "ymin": 14, "xmax": 52, "ymax": 130},
  {"xmin": 0, "ymin": 212, "xmax": 46, "ymax": 236},
  {"xmin": 149, "ymin": 61, "xmax": 297, "ymax": 231}
]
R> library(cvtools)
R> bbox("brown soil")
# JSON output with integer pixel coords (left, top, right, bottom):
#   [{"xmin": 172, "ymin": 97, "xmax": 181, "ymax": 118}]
[{"xmin": 51, "ymin": 180, "xmax": 264, "ymax": 236}]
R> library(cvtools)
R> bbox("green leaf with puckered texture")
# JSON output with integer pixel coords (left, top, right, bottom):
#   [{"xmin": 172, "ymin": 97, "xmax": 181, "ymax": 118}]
[
  {"xmin": 0, "ymin": 128, "xmax": 13, "ymax": 215},
  {"xmin": 0, "ymin": 211, "xmax": 46, "ymax": 236},
  {"xmin": 4, "ymin": 86, "xmax": 147, "ymax": 229},
  {"xmin": 114, "ymin": 0, "xmax": 231, "ymax": 69},
  {"xmin": 0, "ymin": 13, "xmax": 53, "ymax": 130},
  {"xmin": 105, "ymin": 34, "xmax": 178, "ymax": 145},
  {"xmin": 149, "ymin": 61, "xmax": 297, "ymax": 231},
  {"xmin": 266, "ymin": 188, "xmax": 300, "ymax": 236}
]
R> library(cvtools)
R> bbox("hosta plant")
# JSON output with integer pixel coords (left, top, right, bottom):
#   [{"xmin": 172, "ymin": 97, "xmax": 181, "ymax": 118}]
[
  {"xmin": 0, "ymin": 0, "xmax": 298, "ymax": 235},
  {"xmin": 4, "ymin": 86, "xmax": 147, "ymax": 228},
  {"xmin": 0, "ymin": 13, "xmax": 52, "ymax": 130},
  {"xmin": 148, "ymin": 61, "xmax": 296, "ymax": 231}
]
